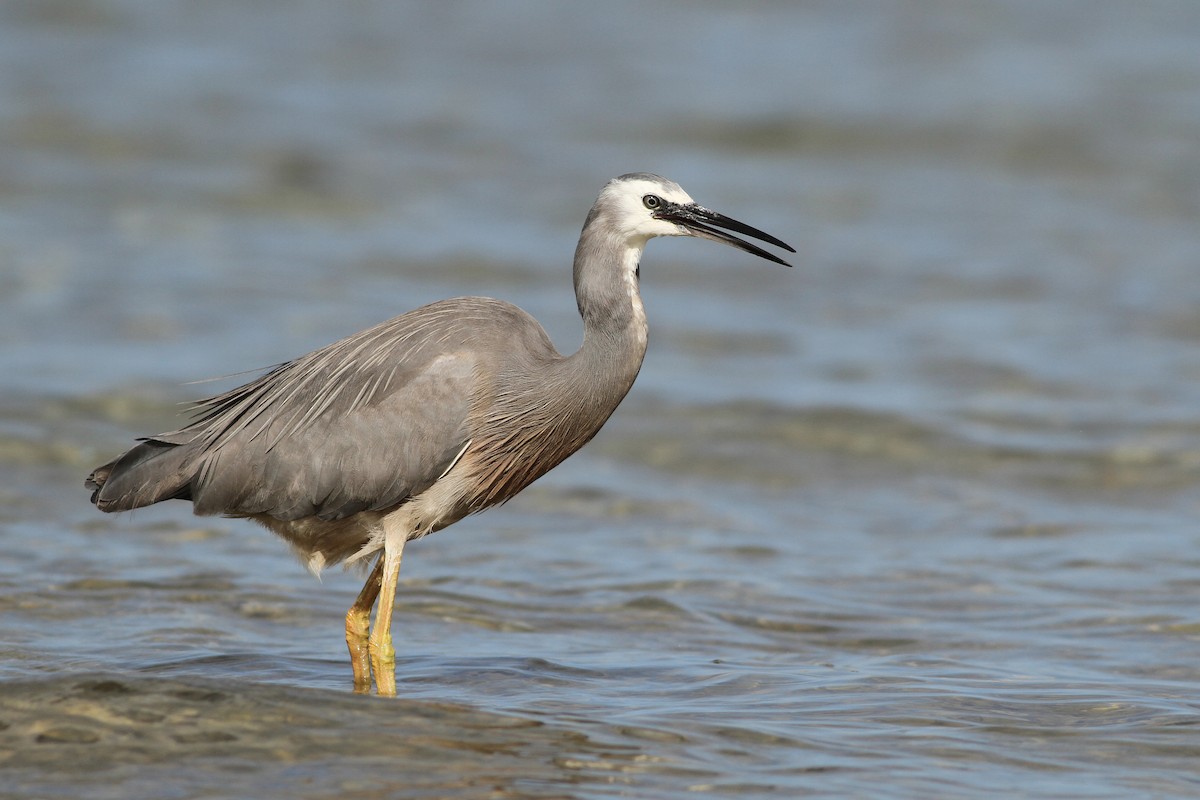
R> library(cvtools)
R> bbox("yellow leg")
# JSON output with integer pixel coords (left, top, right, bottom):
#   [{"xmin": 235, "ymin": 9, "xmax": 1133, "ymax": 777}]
[
  {"xmin": 368, "ymin": 528, "xmax": 407, "ymax": 696},
  {"xmin": 345, "ymin": 556, "xmax": 383, "ymax": 693}
]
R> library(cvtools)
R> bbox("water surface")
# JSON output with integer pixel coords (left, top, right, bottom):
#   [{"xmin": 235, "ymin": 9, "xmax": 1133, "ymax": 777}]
[{"xmin": 2, "ymin": 2, "xmax": 1200, "ymax": 798}]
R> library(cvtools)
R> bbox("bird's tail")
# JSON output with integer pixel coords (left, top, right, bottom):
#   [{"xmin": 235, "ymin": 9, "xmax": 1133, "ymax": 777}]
[{"xmin": 85, "ymin": 437, "xmax": 198, "ymax": 512}]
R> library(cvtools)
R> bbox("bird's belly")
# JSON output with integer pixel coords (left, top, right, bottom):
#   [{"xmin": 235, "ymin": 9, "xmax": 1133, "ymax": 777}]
[
  {"xmin": 252, "ymin": 458, "xmax": 480, "ymax": 575},
  {"xmin": 250, "ymin": 511, "xmax": 383, "ymax": 574}
]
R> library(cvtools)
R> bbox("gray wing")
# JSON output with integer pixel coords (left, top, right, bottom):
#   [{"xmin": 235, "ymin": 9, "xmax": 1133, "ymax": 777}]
[{"xmin": 174, "ymin": 301, "xmax": 481, "ymax": 522}]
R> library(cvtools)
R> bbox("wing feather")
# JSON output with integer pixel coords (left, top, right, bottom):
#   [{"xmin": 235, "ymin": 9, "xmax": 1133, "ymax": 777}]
[{"xmin": 171, "ymin": 301, "xmax": 486, "ymax": 521}]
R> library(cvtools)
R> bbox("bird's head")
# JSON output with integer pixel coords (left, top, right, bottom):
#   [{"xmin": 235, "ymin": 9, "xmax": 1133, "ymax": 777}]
[{"xmin": 594, "ymin": 173, "xmax": 794, "ymax": 266}]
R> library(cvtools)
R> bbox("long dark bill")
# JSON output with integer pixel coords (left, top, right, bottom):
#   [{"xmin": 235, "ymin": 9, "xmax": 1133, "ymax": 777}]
[{"xmin": 656, "ymin": 203, "xmax": 796, "ymax": 267}]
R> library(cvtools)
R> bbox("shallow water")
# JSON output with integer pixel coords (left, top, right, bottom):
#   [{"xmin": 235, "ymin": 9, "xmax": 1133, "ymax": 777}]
[{"xmin": 3, "ymin": 2, "xmax": 1200, "ymax": 798}]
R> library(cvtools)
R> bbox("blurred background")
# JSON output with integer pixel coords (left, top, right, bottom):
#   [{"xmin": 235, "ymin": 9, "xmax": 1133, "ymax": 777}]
[{"xmin": 2, "ymin": 2, "xmax": 1200, "ymax": 798}]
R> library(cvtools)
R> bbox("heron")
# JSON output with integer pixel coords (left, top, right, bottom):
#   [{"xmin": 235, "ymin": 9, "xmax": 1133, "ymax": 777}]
[{"xmin": 85, "ymin": 173, "xmax": 793, "ymax": 695}]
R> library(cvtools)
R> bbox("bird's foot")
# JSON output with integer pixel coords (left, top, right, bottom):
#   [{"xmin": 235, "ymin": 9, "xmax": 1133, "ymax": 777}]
[
  {"xmin": 345, "ymin": 607, "xmax": 373, "ymax": 693},
  {"xmin": 368, "ymin": 633, "xmax": 396, "ymax": 696}
]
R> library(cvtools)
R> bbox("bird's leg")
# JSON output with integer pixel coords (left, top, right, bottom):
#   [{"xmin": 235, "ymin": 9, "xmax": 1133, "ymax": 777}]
[
  {"xmin": 368, "ymin": 525, "xmax": 408, "ymax": 696},
  {"xmin": 345, "ymin": 555, "xmax": 383, "ymax": 693}
]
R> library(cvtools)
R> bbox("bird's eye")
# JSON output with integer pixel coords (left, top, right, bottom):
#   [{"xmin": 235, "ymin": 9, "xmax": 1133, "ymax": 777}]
[{"xmin": 642, "ymin": 194, "xmax": 661, "ymax": 210}]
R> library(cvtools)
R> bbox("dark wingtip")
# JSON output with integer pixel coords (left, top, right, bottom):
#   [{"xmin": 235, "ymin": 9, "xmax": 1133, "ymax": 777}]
[
  {"xmin": 85, "ymin": 466, "xmax": 109, "ymax": 507},
  {"xmin": 85, "ymin": 468, "xmax": 105, "ymax": 492}
]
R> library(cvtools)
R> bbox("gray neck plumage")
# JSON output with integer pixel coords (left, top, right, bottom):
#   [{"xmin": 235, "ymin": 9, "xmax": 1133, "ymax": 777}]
[
  {"xmin": 467, "ymin": 219, "xmax": 650, "ymax": 510},
  {"xmin": 569, "ymin": 214, "xmax": 650, "ymax": 399}
]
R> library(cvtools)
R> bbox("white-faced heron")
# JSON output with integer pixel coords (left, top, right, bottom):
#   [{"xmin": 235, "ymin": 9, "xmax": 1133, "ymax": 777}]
[{"xmin": 86, "ymin": 173, "xmax": 793, "ymax": 694}]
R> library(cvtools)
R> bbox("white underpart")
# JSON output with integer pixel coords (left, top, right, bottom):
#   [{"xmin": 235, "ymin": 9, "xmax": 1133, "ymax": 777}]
[
  {"xmin": 342, "ymin": 461, "xmax": 477, "ymax": 567},
  {"xmin": 621, "ymin": 244, "xmax": 648, "ymax": 347}
]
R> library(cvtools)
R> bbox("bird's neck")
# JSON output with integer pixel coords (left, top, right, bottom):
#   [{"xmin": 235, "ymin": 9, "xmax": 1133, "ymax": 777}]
[
  {"xmin": 459, "ymin": 239, "xmax": 650, "ymax": 513},
  {"xmin": 571, "ymin": 230, "xmax": 650, "ymax": 388}
]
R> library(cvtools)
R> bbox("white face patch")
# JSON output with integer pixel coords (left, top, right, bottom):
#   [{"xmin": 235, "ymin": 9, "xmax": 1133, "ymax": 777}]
[{"xmin": 600, "ymin": 176, "xmax": 697, "ymax": 244}]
